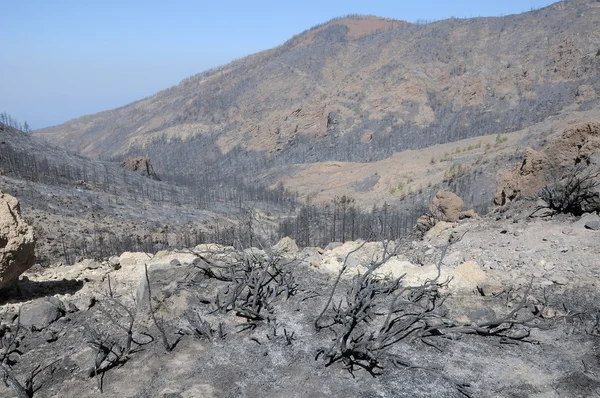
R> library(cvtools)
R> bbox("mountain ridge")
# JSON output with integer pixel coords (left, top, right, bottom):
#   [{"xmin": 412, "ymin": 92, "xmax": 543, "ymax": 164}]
[{"xmin": 34, "ymin": 0, "xmax": 600, "ymax": 209}]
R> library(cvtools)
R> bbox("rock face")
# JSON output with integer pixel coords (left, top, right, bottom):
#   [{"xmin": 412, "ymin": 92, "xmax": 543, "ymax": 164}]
[
  {"xmin": 495, "ymin": 122, "xmax": 600, "ymax": 207},
  {"xmin": 120, "ymin": 156, "xmax": 160, "ymax": 180},
  {"xmin": 0, "ymin": 192, "xmax": 36, "ymax": 292}
]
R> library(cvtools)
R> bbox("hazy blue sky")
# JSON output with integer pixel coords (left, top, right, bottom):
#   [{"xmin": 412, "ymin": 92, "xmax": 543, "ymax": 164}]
[{"xmin": 1, "ymin": 0, "xmax": 556, "ymax": 129}]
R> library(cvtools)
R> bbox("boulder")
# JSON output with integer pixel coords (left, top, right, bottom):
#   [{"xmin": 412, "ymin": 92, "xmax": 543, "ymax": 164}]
[
  {"xmin": 0, "ymin": 192, "xmax": 36, "ymax": 292},
  {"xmin": 477, "ymin": 279, "xmax": 506, "ymax": 296},
  {"xmin": 272, "ymin": 237, "xmax": 299, "ymax": 256},
  {"xmin": 416, "ymin": 191, "xmax": 471, "ymax": 233},
  {"xmin": 20, "ymin": 298, "xmax": 65, "ymax": 330},
  {"xmin": 300, "ymin": 247, "xmax": 323, "ymax": 268},
  {"xmin": 120, "ymin": 156, "xmax": 160, "ymax": 180},
  {"xmin": 430, "ymin": 190, "xmax": 464, "ymax": 222},
  {"xmin": 454, "ymin": 261, "xmax": 487, "ymax": 291},
  {"xmin": 585, "ymin": 220, "xmax": 600, "ymax": 231},
  {"xmin": 324, "ymin": 242, "xmax": 343, "ymax": 251},
  {"xmin": 108, "ymin": 256, "xmax": 121, "ymax": 270},
  {"xmin": 243, "ymin": 247, "xmax": 267, "ymax": 260},
  {"xmin": 119, "ymin": 251, "xmax": 153, "ymax": 267},
  {"xmin": 572, "ymin": 213, "xmax": 600, "ymax": 229},
  {"xmin": 424, "ymin": 221, "xmax": 455, "ymax": 242}
]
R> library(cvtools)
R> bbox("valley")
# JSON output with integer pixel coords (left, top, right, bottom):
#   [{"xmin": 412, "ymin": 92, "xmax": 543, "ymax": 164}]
[{"xmin": 1, "ymin": 0, "xmax": 600, "ymax": 397}]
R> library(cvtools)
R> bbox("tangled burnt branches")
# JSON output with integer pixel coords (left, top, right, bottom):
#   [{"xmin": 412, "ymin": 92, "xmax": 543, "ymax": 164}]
[
  {"xmin": 194, "ymin": 250, "xmax": 298, "ymax": 325},
  {"xmin": 315, "ymin": 241, "xmax": 548, "ymax": 377},
  {"xmin": 534, "ymin": 164, "xmax": 600, "ymax": 216}
]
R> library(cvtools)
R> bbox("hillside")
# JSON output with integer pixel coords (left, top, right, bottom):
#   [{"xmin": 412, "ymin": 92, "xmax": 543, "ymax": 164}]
[
  {"xmin": 2, "ymin": 202, "xmax": 600, "ymax": 397},
  {"xmin": 35, "ymin": 0, "xmax": 600, "ymax": 208},
  {"xmin": 0, "ymin": 124, "xmax": 295, "ymax": 266}
]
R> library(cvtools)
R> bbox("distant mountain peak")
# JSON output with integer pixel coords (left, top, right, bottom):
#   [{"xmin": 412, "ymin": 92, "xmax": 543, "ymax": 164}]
[{"xmin": 281, "ymin": 15, "xmax": 409, "ymax": 51}]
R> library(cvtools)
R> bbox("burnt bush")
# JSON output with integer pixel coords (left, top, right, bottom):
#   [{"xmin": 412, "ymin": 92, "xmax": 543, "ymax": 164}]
[{"xmin": 537, "ymin": 164, "xmax": 600, "ymax": 216}]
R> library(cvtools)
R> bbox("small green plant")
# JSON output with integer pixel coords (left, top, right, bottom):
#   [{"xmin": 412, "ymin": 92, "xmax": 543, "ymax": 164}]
[
  {"xmin": 444, "ymin": 163, "xmax": 470, "ymax": 182},
  {"xmin": 442, "ymin": 152, "xmax": 453, "ymax": 162},
  {"xmin": 495, "ymin": 134, "xmax": 508, "ymax": 147}
]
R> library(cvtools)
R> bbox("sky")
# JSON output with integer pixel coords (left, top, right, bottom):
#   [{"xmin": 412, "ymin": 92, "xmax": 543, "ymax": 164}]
[{"xmin": 1, "ymin": 0, "xmax": 556, "ymax": 129}]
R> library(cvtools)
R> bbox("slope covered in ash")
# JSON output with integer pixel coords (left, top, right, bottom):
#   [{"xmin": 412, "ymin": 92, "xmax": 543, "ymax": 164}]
[
  {"xmin": 0, "ymin": 124, "xmax": 294, "ymax": 265},
  {"xmin": 36, "ymin": 0, "xmax": 600, "ymax": 183}
]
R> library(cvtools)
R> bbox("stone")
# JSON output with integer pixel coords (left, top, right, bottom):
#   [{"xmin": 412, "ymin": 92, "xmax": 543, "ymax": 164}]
[
  {"xmin": 80, "ymin": 259, "xmax": 101, "ymax": 269},
  {"xmin": 455, "ymin": 261, "xmax": 487, "ymax": 288},
  {"xmin": 0, "ymin": 191, "xmax": 36, "ymax": 292},
  {"xmin": 573, "ymin": 213, "xmax": 600, "ymax": 229},
  {"xmin": 324, "ymin": 242, "xmax": 343, "ymax": 251},
  {"xmin": 243, "ymin": 247, "xmax": 267, "ymax": 261},
  {"xmin": 416, "ymin": 191, "xmax": 465, "ymax": 233},
  {"xmin": 477, "ymin": 279, "xmax": 505, "ymax": 296},
  {"xmin": 136, "ymin": 261, "xmax": 192, "ymax": 313},
  {"xmin": 459, "ymin": 209, "xmax": 480, "ymax": 220},
  {"xmin": 430, "ymin": 191, "xmax": 464, "ymax": 222},
  {"xmin": 301, "ymin": 247, "xmax": 323, "ymax": 268},
  {"xmin": 20, "ymin": 298, "xmax": 65, "ymax": 330},
  {"xmin": 108, "ymin": 256, "xmax": 121, "ymax": 270},
  {"xmin": 585, "ymin": 220, "xmax": 600, "ymax": 230},
  {"xmin": 427, "ymin": 220, "xmax": 455, "ymax": 237},
  {"xmin": 552, "ymin": 275, "xmax": 569, "ymax": 285},
  {"xmin": 119, "ymin": 252, "xmax": 153, "ymax": 267},
  {"xmin": 272, "ymin": 237, "xmax": 299, "ymax": 256},
  {"xmin": 170, "ymin": 258, "xmax": 181, "ymax": 267}
]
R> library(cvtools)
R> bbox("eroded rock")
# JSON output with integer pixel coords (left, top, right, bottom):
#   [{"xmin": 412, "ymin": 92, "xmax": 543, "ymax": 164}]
[
  {"xmin": 0, "ymin": 191, "xmax": 36, "ymax": 292},
  {"xmin": 120, "ymin": 156, "xmax": 160, "ymax": 180},
  {"xmin": 416, "ymin": 191, "xmax": 477, "ymax": 234},
  {"xmin": 272, "ymin": 237, "xmax": 299, "ymax": 257},
  {"xmin": 495, "ymin": 121, "xmax": 600, "ymax": 209}
]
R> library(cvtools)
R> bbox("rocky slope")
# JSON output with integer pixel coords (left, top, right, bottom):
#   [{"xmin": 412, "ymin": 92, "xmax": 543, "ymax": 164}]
[
  {"xmin": 1, "ymin": 200, "xmax": 599, "ymax": 397},
  {"xmin": 35, "ymin": 1, "xmax": 600, "ymax": 201},
  {"xmin": 0, "ymin": 123, "xmax": 290, "ymax": 267},
  {"xmin": 30, "ymin": 0, "xmax": 600, "ymax": 217}
]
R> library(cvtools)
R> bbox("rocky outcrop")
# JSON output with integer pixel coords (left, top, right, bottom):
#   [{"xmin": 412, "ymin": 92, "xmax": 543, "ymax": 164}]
[
  {"xmin": 0, "ymin": 192, "xmax": 36, "ymax": 292},
  {"xmin": 121, "ymin": 156, "xmax": 160, "ymax": 180},
  {"xmin": 416, "ymin": 191, "xmax": 478, "ymax": 233},
  {"xmin": 495, "ymin": 122, "xmax": 600, "ymax": 206},
  {"xmin": 430, "ymin": 191, "xmax": 464, "ymax": 221}
]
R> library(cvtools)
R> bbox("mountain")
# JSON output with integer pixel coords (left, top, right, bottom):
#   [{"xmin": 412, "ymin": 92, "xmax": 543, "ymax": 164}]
[{"xmin": 35, "ymin": 1, "xmax": 600, "ymax": 208}]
